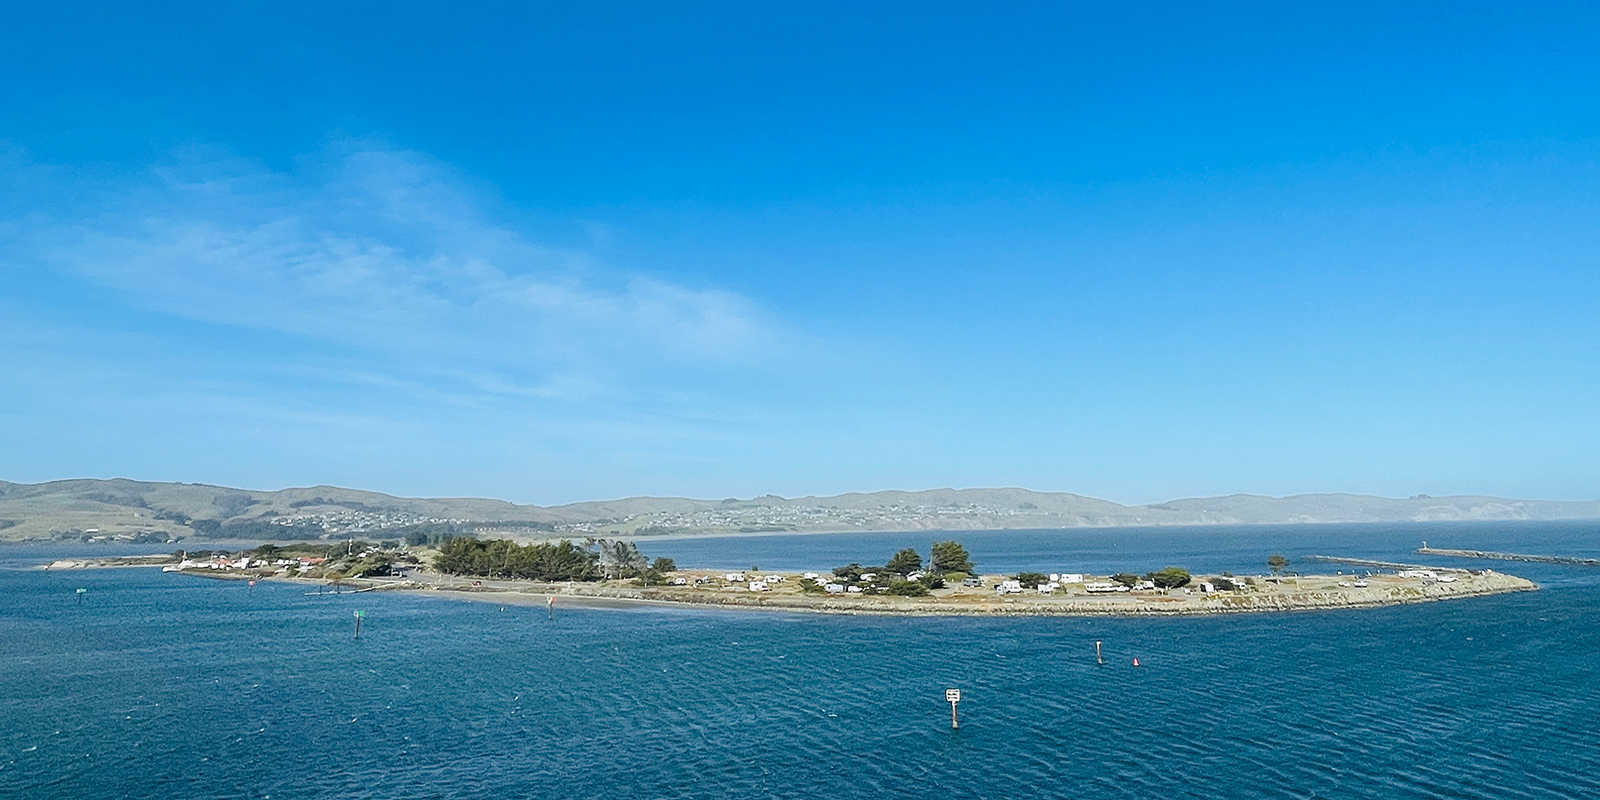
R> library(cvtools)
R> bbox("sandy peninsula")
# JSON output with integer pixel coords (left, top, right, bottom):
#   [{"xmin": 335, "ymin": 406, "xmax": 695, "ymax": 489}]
[
  {"xmin": 45, "ymin": 554, "xmax": 1537, "ymax": 616},
  {"xmin": 412, "ymin": 569, "xmax": 1535, "ymax": 616}
]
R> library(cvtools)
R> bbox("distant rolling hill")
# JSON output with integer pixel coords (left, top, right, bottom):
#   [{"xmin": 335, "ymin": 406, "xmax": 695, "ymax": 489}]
[{"xmin": 1, "ymin": 478, "xmax": 1597, "ymax": 543}]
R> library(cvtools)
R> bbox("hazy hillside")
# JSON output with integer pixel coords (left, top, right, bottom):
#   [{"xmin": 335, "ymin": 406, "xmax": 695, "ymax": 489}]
[{"xmin": 2, "ymin": 478, "xmax": 1597, "ymax": 543}]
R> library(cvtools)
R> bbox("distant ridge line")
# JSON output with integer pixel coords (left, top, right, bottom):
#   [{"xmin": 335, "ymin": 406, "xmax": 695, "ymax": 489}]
[{"xmin": 1, "ymin": 478, "xmax": 1598, "ymax": 541}]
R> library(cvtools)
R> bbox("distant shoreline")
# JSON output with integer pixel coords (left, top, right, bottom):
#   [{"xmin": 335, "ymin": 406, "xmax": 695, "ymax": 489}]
[{"xmin": 5, "ymin": 477, "xmax": 1598, "ymax": 544}]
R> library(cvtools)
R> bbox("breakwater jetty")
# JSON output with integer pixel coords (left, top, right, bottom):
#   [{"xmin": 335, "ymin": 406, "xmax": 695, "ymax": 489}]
[
  {"xmin": 1303, "ymin": 555, "xmax": 1459, "ymax": 572},
  {"xmin": 1417, "ymin": 544, "xmax": 1600, "ymax": 567}
]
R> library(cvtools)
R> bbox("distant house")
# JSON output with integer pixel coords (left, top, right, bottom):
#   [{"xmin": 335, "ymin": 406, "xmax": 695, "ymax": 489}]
[
  {"xmin": 724, "ymin": 572, "xmax": 746, "ymax": 582},
  {"xmin": 747, "ymin": 580, "xmax": 769, "ymax": 592}
]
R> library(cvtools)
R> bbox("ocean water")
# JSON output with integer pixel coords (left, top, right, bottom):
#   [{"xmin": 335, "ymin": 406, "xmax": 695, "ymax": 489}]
[{"xmin": 3, "ymin": 521, "xmax": 1599, "ymax": 799}]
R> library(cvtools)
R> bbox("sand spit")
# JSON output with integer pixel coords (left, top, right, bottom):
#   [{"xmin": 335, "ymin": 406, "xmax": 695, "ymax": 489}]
[
  {"xmin": 379, "ymin": 570, "xmax": 1536, "ymax": 617},
  {"xmin": 51, "ymin": 555, "xmax": 1537, "ymax": 617}
]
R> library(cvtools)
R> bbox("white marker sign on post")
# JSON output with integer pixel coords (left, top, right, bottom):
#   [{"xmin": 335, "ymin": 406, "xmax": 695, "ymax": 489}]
[{"xmin": 945, "ymin": 688, "xmax": 961, "ymax": 729}]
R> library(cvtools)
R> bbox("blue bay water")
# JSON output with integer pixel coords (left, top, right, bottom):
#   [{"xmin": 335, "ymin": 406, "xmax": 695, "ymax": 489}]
[{"xmin": 3, "ymin": 521, "xmax": 1600, "ymax": 799}]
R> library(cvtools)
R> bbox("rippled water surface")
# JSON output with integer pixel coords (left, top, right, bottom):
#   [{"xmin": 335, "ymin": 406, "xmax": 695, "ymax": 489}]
[{"xmin": 3, "ymin": 522, "xmax": 1599, "ymax": 799}]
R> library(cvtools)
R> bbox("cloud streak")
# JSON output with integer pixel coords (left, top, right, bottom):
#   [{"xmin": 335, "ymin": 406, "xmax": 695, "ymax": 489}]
[{"xmin": 29, "ymin": 145, "xmax": 780, "ymax": 401}]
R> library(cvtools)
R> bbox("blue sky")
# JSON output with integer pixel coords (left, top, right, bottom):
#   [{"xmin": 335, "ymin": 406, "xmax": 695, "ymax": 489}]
[{"xmin": 3, "ymin": 1, "xmax": 1598, "ymax": 504}]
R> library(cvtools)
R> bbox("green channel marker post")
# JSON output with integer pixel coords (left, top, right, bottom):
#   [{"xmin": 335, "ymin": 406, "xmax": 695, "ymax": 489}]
[{"xmin": 353, "ymin": 610, "xmax": 365, "ymax": 639}]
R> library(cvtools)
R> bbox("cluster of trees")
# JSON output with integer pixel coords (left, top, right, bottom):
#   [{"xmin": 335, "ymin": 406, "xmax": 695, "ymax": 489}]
[
  {"xmin": 436, "ymin": 538, "xmax": 599, "ymax": 580},
  {"xmin": 1009, "ymin": 570, "xmax": 1189, "ymax": 590},
  {"xmin": 877, "ymin": 541, "xmax": 976, "ymax": 575},
  {"xmin": 810, "ymin": 541, "xmax": 975, "ymax": 597},
  {"xmin": 1035, "ymin": 567, "xmax": 1196, "ymax": 591},
  {"xmin": 1108, "ymin": 567, "xmax": 1193, "ymax": 589},
  {"xmin": 433, "ymin": 537, "xmax": 674, "ymax": 583},
  {"xmin": 821, "ymin": 562, "xmax": 943, "ymax": 596},
  {"xmin": 1008, "ymin": 559, "xmax": 1288, "ymax": 591}
]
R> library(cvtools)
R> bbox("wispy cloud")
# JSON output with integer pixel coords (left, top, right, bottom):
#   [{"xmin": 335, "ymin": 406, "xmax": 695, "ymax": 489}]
[{"xmin": 25, "ymin": 144, "xmax": 781, "ymax": 401}]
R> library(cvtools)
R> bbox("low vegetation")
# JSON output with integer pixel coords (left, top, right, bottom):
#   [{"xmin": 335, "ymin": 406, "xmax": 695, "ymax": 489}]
[{"xmin": 821, "ymin": 542, "xmax": 969, "ymax": 595}]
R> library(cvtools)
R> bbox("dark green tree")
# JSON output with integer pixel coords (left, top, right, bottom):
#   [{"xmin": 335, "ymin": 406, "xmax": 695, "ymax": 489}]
[
  {"xmin": 1110, "ymin": 573, "xmax": 1141, "ymax": 587},
  {"xmin": 886, "ymin": 548, "xmax": 923, "ymax": 575},
  {"xmin": 1267, "ymin": 553, "xmax": 1289, "ymax": 576},
  {"xmin": 1014, "ymin": 572, "xmax": 1049, "ymax": 588},
  {"xmin": 1149, "ymin": 566, "xmax": 1192, "ymax": 590},
  {"xmin": 930, "ymin": 540, "xmax": 974, "ymax": 574}
]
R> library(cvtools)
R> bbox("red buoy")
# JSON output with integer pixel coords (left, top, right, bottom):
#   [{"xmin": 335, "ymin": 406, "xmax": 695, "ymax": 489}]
[{"xmin": 1132, "ymin": 657, "xmax": 1141, "ymax": 667}]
